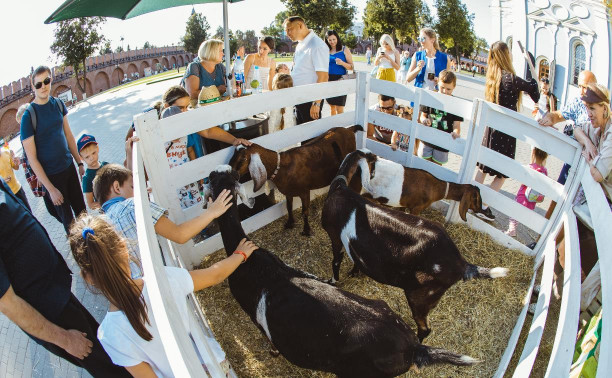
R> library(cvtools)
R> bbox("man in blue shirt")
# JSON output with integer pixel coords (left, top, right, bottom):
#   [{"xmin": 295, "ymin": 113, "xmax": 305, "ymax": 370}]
[
  {"xmin": 0, "ymin": 178, "xmax": 128, "ymax": 376},
  {"xmin": 20, "ymin": 66, "xmax": 87, "ymax": 233}
]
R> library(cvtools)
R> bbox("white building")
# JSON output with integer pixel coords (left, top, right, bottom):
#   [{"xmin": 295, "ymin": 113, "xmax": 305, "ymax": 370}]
[{"xmin": 490, "ymin": 0, "xmax": 611, "ymax": 107}]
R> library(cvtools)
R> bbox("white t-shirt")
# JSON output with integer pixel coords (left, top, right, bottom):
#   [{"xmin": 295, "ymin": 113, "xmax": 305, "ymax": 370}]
[
  {"xmin": 291, "ymin": 30, "xmax": 329, "ymax": 87},
  {"xmin": 98, "ymin": 267, "xmax": 226, "ymax": 377},
  {"xmin": 424, "ymin": 56, "xmax": 436, "ymax": 90}
]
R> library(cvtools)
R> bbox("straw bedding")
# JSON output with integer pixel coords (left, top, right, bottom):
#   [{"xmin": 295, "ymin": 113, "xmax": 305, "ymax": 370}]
[{"xmin": 196, "ymin": 197, "xmax": 534, "ymax": 377}]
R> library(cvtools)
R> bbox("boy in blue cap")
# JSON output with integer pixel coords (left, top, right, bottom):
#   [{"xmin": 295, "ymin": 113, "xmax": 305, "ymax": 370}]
[{"xmin": 77, "ymin": 134, "xmax": 107, "ymax": 209}]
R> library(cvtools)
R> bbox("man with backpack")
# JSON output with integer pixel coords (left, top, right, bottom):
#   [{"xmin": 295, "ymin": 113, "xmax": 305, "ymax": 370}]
[{"xmin": 20, "ymin": 66, "xmax": 86, "ymax": 233}]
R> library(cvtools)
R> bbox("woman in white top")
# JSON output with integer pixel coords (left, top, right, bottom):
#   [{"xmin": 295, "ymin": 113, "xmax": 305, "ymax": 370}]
[
  {"xmin": 69, "ymin": 213, "xmax": 258, "ymax": 377},
  {"xmin": 243, "ymin": 37, "xmax": 277, "ymax": 91},
  {"xmin": 374, "ymin": 34, "xmax": 400, "ymax": 82},
  {"xmin": 406, "ymin": 27, "xmax": 450, "ymax": 91}
]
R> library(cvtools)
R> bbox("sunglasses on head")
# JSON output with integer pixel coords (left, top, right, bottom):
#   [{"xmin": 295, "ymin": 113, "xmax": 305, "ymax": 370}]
[
  {"xmin": 417, "ymin": 36, "xmax": 426, "ymax": 43},
  {"xmin": 541, "ymin": 78, "xmax": 549, "ymax": 84},
  {"xmin": 34, "ymin": 77, "xmax": 51, "ymax": 89}
]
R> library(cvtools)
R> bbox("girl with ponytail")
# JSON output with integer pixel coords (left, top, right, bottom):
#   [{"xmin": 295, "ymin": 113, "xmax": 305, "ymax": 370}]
[{"xmin": 69, "ymin": 214, "xmax": 257, "ymax": 377}]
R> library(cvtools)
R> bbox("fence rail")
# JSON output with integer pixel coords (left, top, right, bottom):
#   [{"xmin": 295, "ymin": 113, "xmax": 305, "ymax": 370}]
[{"xmin": 133, "ymin": 72, "xmax": 610, "ymax": 377}]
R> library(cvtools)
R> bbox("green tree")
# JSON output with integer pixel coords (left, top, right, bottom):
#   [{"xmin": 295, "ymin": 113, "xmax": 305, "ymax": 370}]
[
  {"xmin": 143, "ymin": 41, "xmax": 155, "ymax": 49},
  {"xmin": 434, "ymin": 0, "xmax": 474, "ymax": 64},
  {"xmin": 50, "ymin": 17, "xmax": 106, "ymax": 95},
  {"xmin": 281, "ymin": 0, "xmax": 356, "ymax": 35},
  {"xmin": 182, "ymin": 12, "xmax": 210, "ymax": 54},
  {"xmin": 261, "ymin": 10, "xmax": 289, "ymax": 56},
  {"xmin": 340, "ymin": 32, "xmax": 358, "ymax": 49},
  {"xmin": 100, "ymin": 41, "xmax": 112, "ymax": 54},
  {"xmin": 115, "ymin": 45, "xmax": 124, "ymax": 53},
  {"xmin": 363, "ymin": 0, "xmax": 429, "ymax": 45},
  {"xmin": 470, "ymin": 36, "xmax": 488, "ymax": 65},
  {"xmin": 213, "ymin": 25, "xmax": 224, "ymax": 40},
  {"xmin": 244, "ymin": 30, "xmax": 258, "ymax": 53}
]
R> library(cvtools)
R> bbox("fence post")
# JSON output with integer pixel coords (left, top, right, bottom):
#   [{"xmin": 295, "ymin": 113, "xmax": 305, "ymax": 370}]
[{"xmin": 355, "ymin": 72, "xmax": 370, "ymax": 149}]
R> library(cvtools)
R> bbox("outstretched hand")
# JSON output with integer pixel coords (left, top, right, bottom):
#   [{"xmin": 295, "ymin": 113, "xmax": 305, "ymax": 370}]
[
  {"xmin": 207, "ymin": 189, "xmax": 233, "ymax": 218},
  {"xmin": 233, "ymin": 138, "xmax": 252, "ymax": 146}
]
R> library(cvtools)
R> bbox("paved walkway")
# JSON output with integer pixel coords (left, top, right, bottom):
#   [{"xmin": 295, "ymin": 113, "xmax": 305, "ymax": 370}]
[{"xmin": 1, "ymin": 63, "xmax": 558, "ymax": 376}]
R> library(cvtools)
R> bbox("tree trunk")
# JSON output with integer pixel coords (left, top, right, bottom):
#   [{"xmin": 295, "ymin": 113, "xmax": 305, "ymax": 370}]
[
  {"xmin": 74, "ymin": 65, "xmax": 85, "ymax": 94},
  {"xmin": 454, "ymin": 46, "xmax": 460, "ymax": 71}
]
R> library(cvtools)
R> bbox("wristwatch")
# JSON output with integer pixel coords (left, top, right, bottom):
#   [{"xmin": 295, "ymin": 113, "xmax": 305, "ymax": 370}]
[
  {"xmin": 77, "ymin": 162, "xmax": 84, "ymax": 167},
  {"xmin": 312, "ymin": 101, "xmax": 321, "ymax": 107}
]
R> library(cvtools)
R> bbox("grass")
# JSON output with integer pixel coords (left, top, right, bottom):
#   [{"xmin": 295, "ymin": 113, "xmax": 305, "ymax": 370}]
[{"xmin": 107, "ymin": 68, "xmax": 185, "ymax": 93}]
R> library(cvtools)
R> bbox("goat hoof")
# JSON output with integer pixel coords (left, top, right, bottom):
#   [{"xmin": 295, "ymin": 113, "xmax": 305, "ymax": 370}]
[
  {"xmin": 301, "ymin": 229, "xmax": 312, "ymax": 237},
  {"xmin": 269, "ymin": 348, "xmax": 280, "ymax": 357},
  {"xmin": 417, "ymin": 329, "xmax": 431, "ymax": 343},
  {"xmin": 284, "ymin": 221, "xmax": 294, "ymax": 229},
  {"xmin": 326, "ymin": 278, "xmax": 337, "ymax": 286}
]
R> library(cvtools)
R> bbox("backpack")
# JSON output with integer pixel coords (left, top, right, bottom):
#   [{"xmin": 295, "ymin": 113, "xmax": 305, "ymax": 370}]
[{"xmin": 21, "ymin": 97, "xmax": 67, "ymax": 197}]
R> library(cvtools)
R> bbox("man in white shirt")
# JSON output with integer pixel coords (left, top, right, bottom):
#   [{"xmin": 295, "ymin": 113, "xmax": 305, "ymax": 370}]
[{"xmin": 283, "ymin": 16, "xmax": 329, "ymax": 124}]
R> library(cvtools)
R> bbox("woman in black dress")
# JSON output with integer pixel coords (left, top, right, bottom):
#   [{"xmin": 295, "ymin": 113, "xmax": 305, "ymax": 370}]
[{"xmin": 474, "ymin": 41, "xmax": 540, "ymax": 220}]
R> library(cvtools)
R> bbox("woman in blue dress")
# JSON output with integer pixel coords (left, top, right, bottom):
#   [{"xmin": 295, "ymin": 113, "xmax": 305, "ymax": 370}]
[
  {"xmin": 325, "ymin": 30, "xmax": 354, "ymax": 115},
  {"xmin": 183, "ymin": 39, "xmax": 227, "ymax": 107}
]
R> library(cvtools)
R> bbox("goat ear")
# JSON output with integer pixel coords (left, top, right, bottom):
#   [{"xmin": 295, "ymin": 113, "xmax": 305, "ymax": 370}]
[
  {"xmin": 235, "ymin": 182, "xmax": 255, "ymax": 208},
  {"xmin": 202, "ymin": 183, "xmax": 212, "ymax": 208},
  {"xmin": 458, "ymin": 189, "xmax": 470, "ymax": 222},
  {"xmin": 248, "ymin": 153, "xmax": 267, "ymax": 192}
]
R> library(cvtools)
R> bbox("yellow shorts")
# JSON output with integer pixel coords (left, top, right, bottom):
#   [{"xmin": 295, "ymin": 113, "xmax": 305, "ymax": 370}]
[{"xmin": 376, "ymin": 68, "xmax": 396, "ymax": 82}]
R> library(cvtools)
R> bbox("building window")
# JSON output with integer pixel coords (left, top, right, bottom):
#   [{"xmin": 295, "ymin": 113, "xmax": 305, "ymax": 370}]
[
  {"xmin": 572, "ymin": 43, "xmax": 586, "ymax": 85},
  {"xmin": 538, "ymin": 59, "xmax": 550, "ymax": 81}
]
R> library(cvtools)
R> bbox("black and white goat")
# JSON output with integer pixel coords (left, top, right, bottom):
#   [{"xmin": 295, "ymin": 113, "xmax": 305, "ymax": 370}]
[
  {"xmin": 207, "ymin": 165, "xmax": 479, "ymax": 377},
  {"xmin": 322, "ymin": 150, "xmax": 508, "ymax": 341}
]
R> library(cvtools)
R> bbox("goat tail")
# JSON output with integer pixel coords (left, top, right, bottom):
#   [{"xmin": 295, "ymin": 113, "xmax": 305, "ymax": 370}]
[
  {"xmin": 414, "ymin": 345, "xmax": 481, "ymax": 367},
  {"xmin": 464, "ymin": 264, "xmax": 509, "ymax": 281},
  {"xmin": 348, "ymin": 125, "xmax": 364, "ymax": 133}
]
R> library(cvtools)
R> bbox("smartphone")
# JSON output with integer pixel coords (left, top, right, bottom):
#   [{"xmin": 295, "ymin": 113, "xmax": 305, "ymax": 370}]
[
  {"xmin": 380, "ymin": 52, "xmax": 385, "ymax": 55},
  {"xmin": 427, "ymin": 72, "xmax": 435, "ymax": 81}
]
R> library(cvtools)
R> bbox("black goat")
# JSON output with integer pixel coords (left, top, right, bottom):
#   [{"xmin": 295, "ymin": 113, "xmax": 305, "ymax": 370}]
[
  {"xmin": 322, "ymin": 150, "xmax": 508, "ymax": 341},
  {"xmin": 207, "ymin": 165, "xmax": 479, "ymax": 378}
]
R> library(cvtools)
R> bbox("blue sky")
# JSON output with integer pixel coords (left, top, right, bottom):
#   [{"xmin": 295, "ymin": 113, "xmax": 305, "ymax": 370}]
[{"xmin": 0, "ymin": 0, "xmax": 491, "ymax": 86}]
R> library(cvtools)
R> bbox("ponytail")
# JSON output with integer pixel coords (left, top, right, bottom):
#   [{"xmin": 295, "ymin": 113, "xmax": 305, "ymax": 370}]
[{"xmin": 69, "ymin": 215, "xmax": 152, "ymax": 341}]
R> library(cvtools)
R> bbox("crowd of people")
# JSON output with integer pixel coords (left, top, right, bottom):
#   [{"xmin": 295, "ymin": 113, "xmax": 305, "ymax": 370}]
[{"xmin": 0, "ymin": 13, "xmax": 610, "ymax": 377}]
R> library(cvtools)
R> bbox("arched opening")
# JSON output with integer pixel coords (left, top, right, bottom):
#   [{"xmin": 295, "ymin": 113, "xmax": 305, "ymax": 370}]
[
  {"xmin": 94, "ymin": 71, "xmax": 110, "ymax": 92},
  {"xmin": 162, "ymin": 57, "xmax": 169, "ymax": 69},
  {"xmin": 0, "ymin": 109, "xmax": 19, "ymax": 138},
  {"xmin": 538, "ymin": 58, "xmax": 550, "ymax": 81},
  {"xmin": 112, "ymin": 67, "xmax": 125, "ymax": 86},
  {"xmin": 53, "ymin": 84, "xmax": 70, "ymax": 98},
  {"xmin": 140, "ymin": 60, "xmax": 150, "ymax": 77},
  {"xmin": 178, "ymin": 55, "xmax": 185, "ymax": 67},
  {"xmin": 170, "ymin": 56, "xmax": 177, "ymax": 68},
  {"xmin": 78, "ymin": 78, "xmax": 93, "ymax": 97},
  {"xmin": 127, "ymin": 63, "xmax": 139, "ymax": 79},
  {"xmin": 570, "ymin": 41, "xmax": 586, "ymax": 86}
]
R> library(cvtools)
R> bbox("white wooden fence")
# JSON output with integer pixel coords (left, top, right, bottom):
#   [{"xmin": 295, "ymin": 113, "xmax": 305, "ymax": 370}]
[{"xmin": 133, "ymin": 72, "xmax": 610, "ymax": 377}]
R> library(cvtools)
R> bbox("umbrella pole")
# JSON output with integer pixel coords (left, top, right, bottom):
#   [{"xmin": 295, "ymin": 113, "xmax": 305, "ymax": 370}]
[{"xmin": 223, "ymin": 0, "xmax": 232, "ymax": 98}]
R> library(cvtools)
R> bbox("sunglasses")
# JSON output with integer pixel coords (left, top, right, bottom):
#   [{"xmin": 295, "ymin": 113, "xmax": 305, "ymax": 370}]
[
  {"xmin": 541, "ymin": 78, "xmax": 549, "ymax": 84},
  {"xmin": 417, "ymin": 36, "xmax": 426, "ymax": 43},
  {"xmin": 34, "ymin": 77, "xmax": 51, "ymax": 89}
]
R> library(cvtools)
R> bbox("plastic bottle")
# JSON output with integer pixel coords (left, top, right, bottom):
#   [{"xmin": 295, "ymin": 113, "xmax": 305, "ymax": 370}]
[
  {"xmin": 234, "ymin": 56, "xmax": 244, "ymax": 96},
  {"xmin": 252, "ymin": 65, "xmax": 262, "ymax": 93}
]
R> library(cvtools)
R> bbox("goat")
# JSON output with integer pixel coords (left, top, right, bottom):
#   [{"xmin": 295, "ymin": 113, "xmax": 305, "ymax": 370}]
[
  {"xmin": 351, "ymin": 151, "xmax": 486, "ymax": 221},
  {"xmin": 207, "ymin": 165, "xmax": 480, "ymax": 378},
  {"xmin": 229, "ymin": 125, "xmax": 361, "ymax": 236},
  {"xmin": 322, "ymin": 150, "xmax": 508, "ymax": 342}
]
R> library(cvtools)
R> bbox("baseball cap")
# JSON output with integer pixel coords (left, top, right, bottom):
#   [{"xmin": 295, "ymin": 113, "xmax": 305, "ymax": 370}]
[{"xmin": 77, "ymin": 134, "xmax": 97, "ymax": 152}]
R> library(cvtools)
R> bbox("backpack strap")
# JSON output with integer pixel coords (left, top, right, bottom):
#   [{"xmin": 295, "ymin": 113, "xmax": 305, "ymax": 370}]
[{"xmin": 26, "ymin": 104, "xmax": 37, "ymax": 132}]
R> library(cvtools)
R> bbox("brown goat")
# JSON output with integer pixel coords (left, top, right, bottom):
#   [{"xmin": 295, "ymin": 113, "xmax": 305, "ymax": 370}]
[
  {"xmin": 351, "ymin": 151, "xmax": 486, "ymax": 221},
  {"xmin": 229, "ymin": 126, "xmax": 362, "ymax": 235}
]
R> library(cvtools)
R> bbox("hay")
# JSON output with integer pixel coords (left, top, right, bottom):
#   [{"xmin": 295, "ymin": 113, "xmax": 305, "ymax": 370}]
[{"xmin": 196, "ymin": 197, "xmax": 534, "ymax": 377}]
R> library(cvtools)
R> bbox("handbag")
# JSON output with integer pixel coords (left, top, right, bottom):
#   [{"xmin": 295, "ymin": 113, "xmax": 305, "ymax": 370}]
[{"xmin": 341, "ymin": 72, "xmax": 357, "ymax": 80}]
